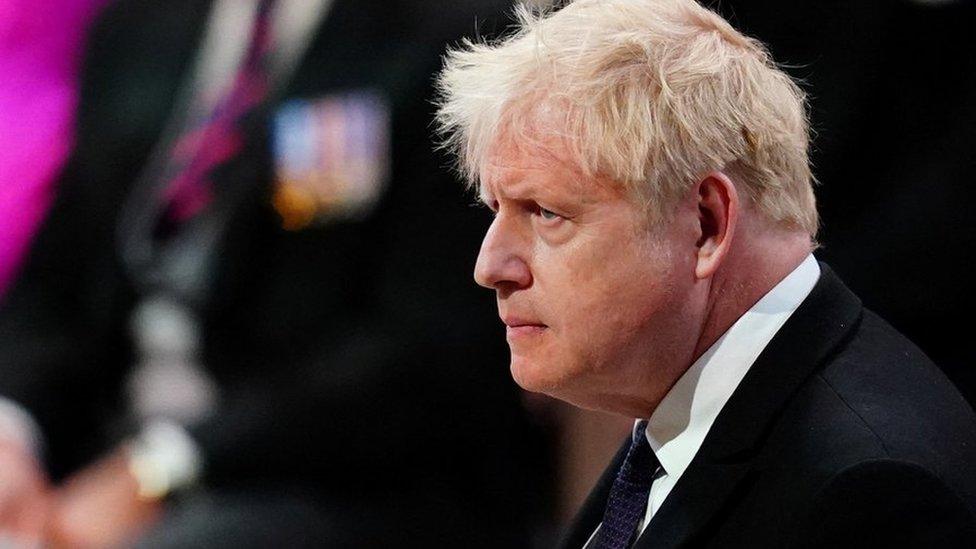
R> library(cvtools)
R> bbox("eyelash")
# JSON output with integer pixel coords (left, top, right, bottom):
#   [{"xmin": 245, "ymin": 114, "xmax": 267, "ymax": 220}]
[
  {"xmin": 538, "ymin": 207, "xmax": 561, "ymax": 221},
  {"xmin": 483, "ymin": 201, "xmax": 565, "ymax": 222}
]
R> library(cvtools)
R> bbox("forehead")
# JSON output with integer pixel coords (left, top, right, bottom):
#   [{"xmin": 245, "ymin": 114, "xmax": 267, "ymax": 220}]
[{"xmin": 479, "ymin": 132, "xmax": 624, "ymax": 206}]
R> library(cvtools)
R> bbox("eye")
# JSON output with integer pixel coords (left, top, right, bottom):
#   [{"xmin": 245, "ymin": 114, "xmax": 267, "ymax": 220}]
[{"xmin": 538, "ymin": 207, "xmax": 561, "ymax": 221}]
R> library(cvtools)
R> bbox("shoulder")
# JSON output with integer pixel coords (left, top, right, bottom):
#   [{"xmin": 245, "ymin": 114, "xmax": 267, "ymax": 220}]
[
  {"xmin": 814, "ymin": 309, "xmax": 976, "ymax": 465},
  {"xmin": 788, "ymin": 459, "xmax": 976, "ymax": 548},
  {"xmin": 758, "ymin": 306, "xmax": 976, "ymax": 526}
]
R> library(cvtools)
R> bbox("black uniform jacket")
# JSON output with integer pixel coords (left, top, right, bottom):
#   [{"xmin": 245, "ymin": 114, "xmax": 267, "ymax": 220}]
[{"xmin": 0, "ymin": 0, "xmax": 542, "ymax": 545}]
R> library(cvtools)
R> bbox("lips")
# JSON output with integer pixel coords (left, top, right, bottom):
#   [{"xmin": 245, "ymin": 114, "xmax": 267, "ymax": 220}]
[
  {"xmin": 501, "ymin": 315, "xmax": 546, "ymax": 328},
  {"xmin": 502, "ymin": 315, "xmax": 548, "ymax": 339}
]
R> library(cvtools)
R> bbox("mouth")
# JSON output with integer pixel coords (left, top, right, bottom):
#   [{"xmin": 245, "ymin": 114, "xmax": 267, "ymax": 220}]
[{"xmin": 502, "ymin": 316, "xmax": 548, "ymax": 339}]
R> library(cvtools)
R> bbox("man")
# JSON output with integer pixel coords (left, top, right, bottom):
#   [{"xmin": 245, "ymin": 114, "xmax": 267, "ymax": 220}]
[
  {"xmin": 0, "ymin": 0, "xmax": 545, "ymax": 546},
  {"xmin": 436, "ymin": 0, "xmax": 976, "ymax": 547}
]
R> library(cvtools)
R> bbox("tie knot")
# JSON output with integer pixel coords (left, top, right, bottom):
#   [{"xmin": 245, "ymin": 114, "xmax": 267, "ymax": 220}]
[
  {"xmin": 619, "ymin": 420, "xmax": 658, "ymax": 488},
  {"xmin": 632, "ymin": 419, "xmax": 648, "ymax": 443},
  {"xmin": 590, "ymin": 420, "xmax": 659, "ymax": 549}
]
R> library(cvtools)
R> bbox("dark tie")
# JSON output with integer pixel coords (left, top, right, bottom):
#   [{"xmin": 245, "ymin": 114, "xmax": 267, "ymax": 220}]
[
  {"xmin": 590, "ymin": 420, "xmax": 660, "ymax": 549},
  {"xmin": 158, "ymin": 0, "xmax": 276, "ymax": 232}
]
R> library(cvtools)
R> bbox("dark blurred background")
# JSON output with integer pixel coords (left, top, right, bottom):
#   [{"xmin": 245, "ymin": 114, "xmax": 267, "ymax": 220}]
[
  {"xmin": 719, "ymin": 0, "xmax": 976, "ymax": 409},
  {"xmin": 0, "ymin": 0, "xmax": 973, "ymax": 546}
]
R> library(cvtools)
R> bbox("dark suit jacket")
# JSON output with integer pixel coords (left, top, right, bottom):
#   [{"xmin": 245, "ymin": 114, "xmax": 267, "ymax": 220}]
[
  {"xmin": 562, "ymin": 264, "xmax": 976, "ymax": 548},
  {"xmin": 0, "ymin": 0, "xmax": 546, "ymax": 544}
]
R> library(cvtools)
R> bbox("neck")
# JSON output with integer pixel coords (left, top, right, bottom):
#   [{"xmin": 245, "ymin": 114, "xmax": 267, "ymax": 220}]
[{"xmin": 691, "ymin": 225, "xmax": 812, "ymax": 364}]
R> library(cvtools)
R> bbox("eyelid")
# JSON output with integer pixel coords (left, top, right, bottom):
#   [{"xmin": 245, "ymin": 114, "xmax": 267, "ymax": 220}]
[
  {"xmin": 539, "ymin": 207, "xmax": 560, "ymax": 220},
  {"xmin": 535, "ymin": 204, "xmax": 569, "ymax": 223}
]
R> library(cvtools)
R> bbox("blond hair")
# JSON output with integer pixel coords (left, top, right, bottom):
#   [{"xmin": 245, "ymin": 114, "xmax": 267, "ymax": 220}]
[{"xmin": 435, "ymin": 0, "xmax": 818, "ymax": 235}]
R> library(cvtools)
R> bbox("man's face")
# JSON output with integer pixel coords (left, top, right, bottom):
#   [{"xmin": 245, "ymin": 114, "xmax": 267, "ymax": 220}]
[{"xmin": 475, "ymin": 134, "xmax": 701, "ymax": 415}]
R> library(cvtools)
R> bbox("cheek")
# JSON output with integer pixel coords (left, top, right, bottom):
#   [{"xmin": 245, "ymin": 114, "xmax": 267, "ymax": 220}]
[
  {"xmin": 577, "ymin": 282, "xmax": 672, "ymax": 369},
  {"xmin": 559, "ymin": 237, "xmax": 673, "ymax": 314},
  {"xmin": 612, "ymin": 250, "xmax": 690, "ymax": 335},
  {"xmin": 541, "ymin": 242, "xmax": 675, "ymax": 351},
  {"xmin": 534, "ymin": 229, "xmax": 638, "ymax": 299}
]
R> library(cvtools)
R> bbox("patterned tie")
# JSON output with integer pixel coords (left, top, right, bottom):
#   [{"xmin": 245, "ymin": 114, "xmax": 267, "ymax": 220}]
[
  {"xmin": 590, "ymin": 420, "xmax": 660, "ymax": 549},
  {"xmin": 157, "ymin": 0, "xmax": 276, "ymax": 235}
]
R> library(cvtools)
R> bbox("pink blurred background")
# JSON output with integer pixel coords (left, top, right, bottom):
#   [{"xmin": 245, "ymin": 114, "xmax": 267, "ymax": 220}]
[{"xmin": 0, "ymin": 0, "xmax": 109, "ymax": 299}]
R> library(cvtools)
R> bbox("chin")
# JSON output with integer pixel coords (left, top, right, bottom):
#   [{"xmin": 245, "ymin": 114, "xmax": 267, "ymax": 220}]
[
  {"xmin": 509, "ymin": 353, "xmax": 585, "ymax": 398},
  {"xmin": 510, "ymin": 353, "xmax": 650, "ymax": 416},
  {"xmin": 510, "ymin": 354, "xmax": 557, "ymax": 392},
  {"xmin": 509, "ymin": 356, "xmax": 543, "ymax": 392}
]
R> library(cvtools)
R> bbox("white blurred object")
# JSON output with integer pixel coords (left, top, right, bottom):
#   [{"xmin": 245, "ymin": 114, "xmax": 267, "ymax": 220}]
[
  {"xmin": 126, "ymin": 296, "xmax": 211, "ymax": 498},
  {"xmin": 127, "ymin": 296, "xmax": 218, "ymax": 425},
  {"xmin": 128, "ymin": 420, "xmax": 203, "ymax": 500},
  {"xmin": 0, "ymin": 398, "xmax": 43, "ymax": 457}
]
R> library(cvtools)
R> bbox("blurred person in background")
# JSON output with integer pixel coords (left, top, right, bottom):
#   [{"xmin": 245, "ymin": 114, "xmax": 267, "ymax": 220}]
[
  {"xmin": 436, "ymin": 0, "xmax": 976, "ymax": 547},
  {"xmin": 0, "ymin": 0, "xmax": 552, "ymax": 547}
]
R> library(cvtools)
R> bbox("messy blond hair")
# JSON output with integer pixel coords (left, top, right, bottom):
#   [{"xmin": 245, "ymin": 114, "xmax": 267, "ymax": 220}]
[{"xmin": 435, "ymin": 0, "xmax": 817, "ymax": 235}]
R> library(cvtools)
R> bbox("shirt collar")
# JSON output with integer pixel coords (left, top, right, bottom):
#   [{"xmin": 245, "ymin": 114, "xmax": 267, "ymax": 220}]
[{"xmin": 639, "ymin": 254, "xmax": 821, "ymax": 480}]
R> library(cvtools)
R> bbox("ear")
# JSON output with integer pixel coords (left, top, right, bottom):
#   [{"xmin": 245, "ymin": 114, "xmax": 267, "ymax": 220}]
[{"xmin": 694, "ymin": 171, "xmax": 738, "ymax": 279}]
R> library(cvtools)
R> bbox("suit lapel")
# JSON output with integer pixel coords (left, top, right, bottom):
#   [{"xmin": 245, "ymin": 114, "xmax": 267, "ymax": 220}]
[{"xmin": 568, "ymin": 263, "xmax": 864, "ymax": 548}]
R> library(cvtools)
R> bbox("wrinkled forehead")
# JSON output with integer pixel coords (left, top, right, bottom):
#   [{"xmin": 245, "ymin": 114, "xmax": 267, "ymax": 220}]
[
  {"xmin": 482, "ymin": 100, "xmax": 572, "ymax": 181},
  {"xmin": 479, "ymin": 132, "xmax": 584, "ymax": 203},
  {"xmin": 483, "ymin": 125, "xmax": 646, "ymax": 208},
  {"xmin": 477, "ymin": 130, "xmax": 638, "ymax": 214}
]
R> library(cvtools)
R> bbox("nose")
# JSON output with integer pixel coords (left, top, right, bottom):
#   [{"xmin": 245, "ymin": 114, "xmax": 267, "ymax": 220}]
[{"xmin": 474, "ymin": 216, "xmax": 532, "ymax": 290}]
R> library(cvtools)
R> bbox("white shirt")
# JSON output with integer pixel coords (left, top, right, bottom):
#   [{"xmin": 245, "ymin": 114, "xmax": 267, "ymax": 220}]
[{"xmin": 585, "ymin": 254, "xmax": 821, "ymax": 547}]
